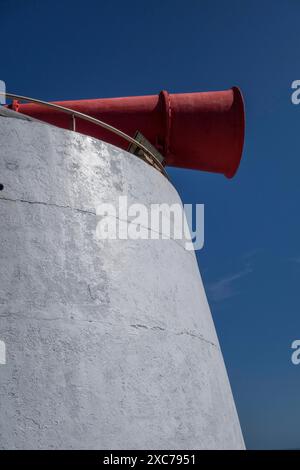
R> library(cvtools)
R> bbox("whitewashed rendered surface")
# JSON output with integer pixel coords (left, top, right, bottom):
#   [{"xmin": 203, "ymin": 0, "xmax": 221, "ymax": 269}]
[{"xmin": 0, "ymin": 110, "xmax": 244, "ymax": 449}]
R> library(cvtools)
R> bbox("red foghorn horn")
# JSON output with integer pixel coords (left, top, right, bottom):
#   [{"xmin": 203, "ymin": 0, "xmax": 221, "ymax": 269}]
[{"xmin": 13, "ymin": 87, "xmax": 245, "ymax": 178}]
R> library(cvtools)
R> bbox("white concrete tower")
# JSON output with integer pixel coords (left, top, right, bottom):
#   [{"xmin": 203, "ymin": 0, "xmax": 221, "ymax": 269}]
[{"xmin": 0, "ymin": 108, "xmax": 244, "ymax": 449}]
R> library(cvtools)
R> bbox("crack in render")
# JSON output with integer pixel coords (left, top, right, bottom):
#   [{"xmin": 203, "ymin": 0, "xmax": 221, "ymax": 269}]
[
  {"xmin": 130, "ymin": 323, "xmax": 218, "ymax": 348},
  {"xmin": 112, "ymin": 214, "xmax": 195, "ymax": 256},
  {"xmin": 0, "ymin": 311, "xmax": 218, "ymax": 349},
  {"xmin": 0, "ymin": 196, "xmax": 195, "ymax": 255},
  {"xmin": 0, "ymin": 312, "xmax": 116, "ymax": 327},
  {"xmin": 0, "ymin": 196, "xmax": 95, "ymax": 216}
]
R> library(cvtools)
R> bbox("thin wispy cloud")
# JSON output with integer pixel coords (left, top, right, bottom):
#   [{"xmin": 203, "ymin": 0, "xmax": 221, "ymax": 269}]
[{"xmin": 206, "ymin": 264, "xmax": 253, "ymax": 303}]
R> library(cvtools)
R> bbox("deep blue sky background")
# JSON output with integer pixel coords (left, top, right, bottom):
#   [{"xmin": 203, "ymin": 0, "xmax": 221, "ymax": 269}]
[{"xmin": 1, "ymin": 0, "xmax": 300, "ymax": 449}]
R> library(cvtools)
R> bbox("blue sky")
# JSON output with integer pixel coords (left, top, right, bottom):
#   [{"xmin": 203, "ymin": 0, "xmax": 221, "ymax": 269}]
[{"xmin": 1, "ymin": 0, "xmax": 300, "ymax": 449}]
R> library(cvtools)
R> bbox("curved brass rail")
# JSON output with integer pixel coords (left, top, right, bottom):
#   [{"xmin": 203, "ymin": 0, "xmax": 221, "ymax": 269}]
[{"xmin": 0, "ymin": 92, "xmax": 168, "ymax": 178}]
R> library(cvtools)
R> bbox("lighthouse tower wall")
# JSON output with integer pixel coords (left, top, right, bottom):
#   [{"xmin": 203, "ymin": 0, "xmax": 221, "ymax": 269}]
[{"xmin": 0, "ymin": 109, "xmax": 244, "ymax": 449}]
